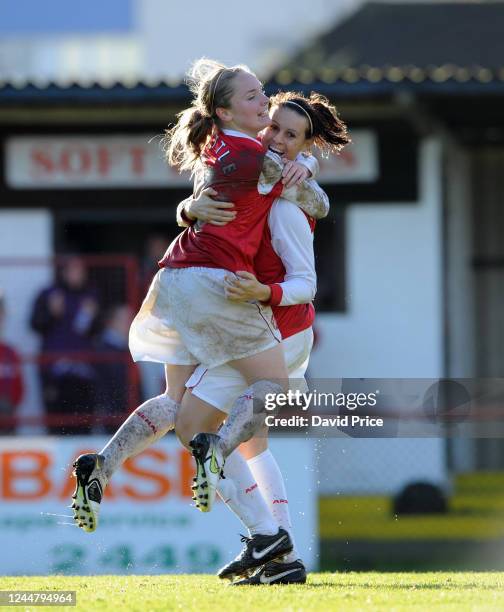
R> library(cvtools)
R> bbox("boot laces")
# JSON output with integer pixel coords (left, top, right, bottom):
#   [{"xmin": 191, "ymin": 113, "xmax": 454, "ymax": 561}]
[{"xmin": 236, "ymin": 534, "xmax": 252, "ymax": 560}]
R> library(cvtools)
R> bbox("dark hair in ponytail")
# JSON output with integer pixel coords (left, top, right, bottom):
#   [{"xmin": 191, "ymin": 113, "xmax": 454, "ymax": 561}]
[
  {"xmin": 162, "ymin": 58, "xmax": 255, "ymax": 173},
  {"xmin": 269, "ymin": 91, "xmax": 350, "ymax": 155}
]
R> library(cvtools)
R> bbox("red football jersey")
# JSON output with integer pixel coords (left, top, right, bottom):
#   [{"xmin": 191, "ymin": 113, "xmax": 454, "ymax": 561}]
[
  {"xmin": 160, "ymin": 130, "xmax": 283, "ymax": 273},
  {"xmin": 255, "ymin": 213, "xmax": 316, "ymax": 339}
]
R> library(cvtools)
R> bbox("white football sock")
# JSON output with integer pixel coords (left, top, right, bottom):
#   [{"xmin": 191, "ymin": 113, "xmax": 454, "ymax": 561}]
[
  {"xmin": 216, "ymin": 450, "xmax": 278, "ymax": 537},
  {"xmin": 247, "ymin": 448, "xmax": 299, "ymax": 562},
  {"xmin": 100, "ymin": 393, "xmax": 179, "ymax": 481}
]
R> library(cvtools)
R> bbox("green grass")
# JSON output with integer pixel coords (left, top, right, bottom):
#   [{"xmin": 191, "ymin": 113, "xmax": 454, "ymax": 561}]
[{"xmin": 1, "ymin": 573, "xmax": 503, "ymax": 611}]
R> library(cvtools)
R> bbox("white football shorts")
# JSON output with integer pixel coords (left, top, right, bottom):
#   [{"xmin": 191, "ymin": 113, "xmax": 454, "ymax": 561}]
[{"xmin": 186, "ymin": 326, "xmax": 314, "ymax": 414}]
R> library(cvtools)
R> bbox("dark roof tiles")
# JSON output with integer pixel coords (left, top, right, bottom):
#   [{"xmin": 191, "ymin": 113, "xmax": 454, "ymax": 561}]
[{"xmin": 272, "ymin": 2, "xmax": 504, "ymax": 83}]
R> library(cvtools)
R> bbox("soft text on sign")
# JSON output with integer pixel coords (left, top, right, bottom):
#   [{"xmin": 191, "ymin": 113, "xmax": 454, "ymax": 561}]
[{"xmin": 6, "ymin": 132, "xmax": 378, "ymax": 188}]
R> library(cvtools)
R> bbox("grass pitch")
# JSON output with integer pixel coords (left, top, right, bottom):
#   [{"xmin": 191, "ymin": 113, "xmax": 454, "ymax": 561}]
[{"xmin": 1, "ymin": 573, "xmax": 503, "ymax": 611}]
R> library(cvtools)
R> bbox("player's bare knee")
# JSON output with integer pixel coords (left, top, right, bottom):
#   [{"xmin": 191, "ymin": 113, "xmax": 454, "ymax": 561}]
[{"xmin": 164, "ymin": 364, "xmax": 196, "ymax": 403}]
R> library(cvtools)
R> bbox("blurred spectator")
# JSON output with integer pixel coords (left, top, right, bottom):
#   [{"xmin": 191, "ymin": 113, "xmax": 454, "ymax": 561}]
[
  {"xmin": 94, "ymin": 304, "xmax": 138, "ymax": 433},
  {"xmin": 0, "ymin": 291, "xmax": 24, "ymax": 433},
  {"xmin": 30, "ymin": 257, "xmax": 100, "ymax": 435}
]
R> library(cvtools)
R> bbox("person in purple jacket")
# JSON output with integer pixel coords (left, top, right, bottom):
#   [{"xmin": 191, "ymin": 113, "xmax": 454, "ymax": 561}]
[{"xmin": 30, "ymin": 257, "xmax": 100, "ymax": 434}]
